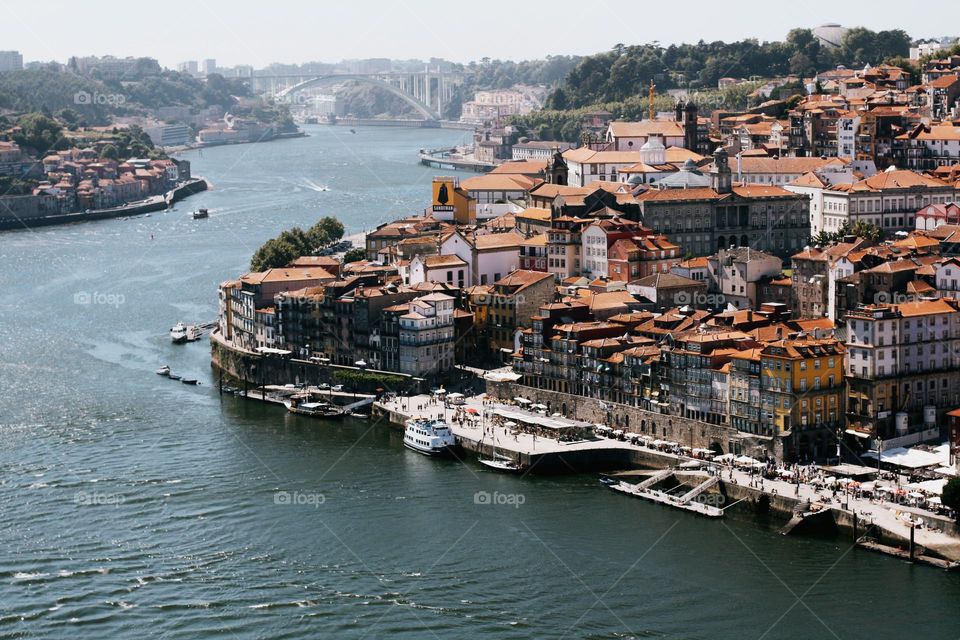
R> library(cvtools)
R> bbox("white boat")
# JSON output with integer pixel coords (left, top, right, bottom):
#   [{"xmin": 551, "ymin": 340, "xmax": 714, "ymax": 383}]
[
  {"xmin": 479, "ymin": 453, "xmax": 524, "ymax": 473},
  {"xmin": 170, "ymin": 322, "xmax": 188, "ymax": 344},
  {"xmin": 155, "ymin": 365, "xmax": 171, "ymax": 376},
  {"xmin": 479, "ymin": 429, "xmax": 524, "ymax": 473},
  {"xmin": 403, "ymin": 418, "xmax": 457, "ymax": 457}
]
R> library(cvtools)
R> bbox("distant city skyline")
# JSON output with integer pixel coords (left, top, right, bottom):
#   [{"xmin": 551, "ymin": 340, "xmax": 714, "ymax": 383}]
[{"xmin": 4, "ymin": 0, "xmax": 960, "ymax": 70}]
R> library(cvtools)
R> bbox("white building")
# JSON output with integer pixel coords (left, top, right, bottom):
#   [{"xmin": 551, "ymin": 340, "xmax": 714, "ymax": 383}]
[
  {"xmin": 819, "ymin": 169, "xmax": 957, "ymax": 234},
  {"xmin": 605, "ymin": 120, "xmax": 686, "ymax": 151},
  {"xmin": 409, "ymin": 254, "xmax": 469, "ymax": 288},
  {"xmin": 441, "ymin": 230, "xmax": 523, "ymax": 286},
  {"xmin": 0, "ymin": 50, "xmax": 23, "ymax": 72},
  {"xmin": 707, "ymin": 247, "xmax": 783, "ymax": 309},
  {"xmin": 562, "ymin": 148, "xmax": 643, "ymax": 186},
  {"xmin": 398, "ymin": 293, "xmax": 456, "ymax": 376},
  {"xmin": 144, "ymin": 124, "xmax": 192, "ymax": 147}
]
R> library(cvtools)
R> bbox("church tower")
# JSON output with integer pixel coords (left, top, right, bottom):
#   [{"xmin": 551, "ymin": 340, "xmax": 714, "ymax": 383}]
[
  {"xmin": 710, "ymin": 147, "xmax": 732, "ymax": 194},
  {"xmin": 545, "ymin": 148, "xmax": 568, "ymax": 185},
  {"xmin": 683, "ymin": 101, "xmax": 699, "ymax": 152}
]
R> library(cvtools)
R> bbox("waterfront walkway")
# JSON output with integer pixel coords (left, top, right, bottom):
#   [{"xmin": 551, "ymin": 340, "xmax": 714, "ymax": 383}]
[{"xmin": 376, "ymin": 392, "xmax": 960, "ymax": 564}]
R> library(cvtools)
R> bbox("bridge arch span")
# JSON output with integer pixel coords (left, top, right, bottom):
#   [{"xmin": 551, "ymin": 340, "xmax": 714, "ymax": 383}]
[{"xmin": 276, "ymin": 75, "xmax": 440, "ymax": 120}]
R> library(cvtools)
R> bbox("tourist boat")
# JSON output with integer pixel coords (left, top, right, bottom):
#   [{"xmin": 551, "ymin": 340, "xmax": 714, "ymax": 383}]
[
  {"xmin": 156, "ymin": 365, "xmax": 171, "ymax": 376},
  {"xmin": 192, "ymin": 208, "xmax": 209, "ymax": 219},
  {"xmin": 285, "ymin": 399, "xmax": 345, "ymax": 419},
  {"xmin": 170, "ymin": 322, "xmax": 189, "ymax": 344},
  {"xmin": 403, "ymin": 418, "xmax": 457, "ymax": 457}
]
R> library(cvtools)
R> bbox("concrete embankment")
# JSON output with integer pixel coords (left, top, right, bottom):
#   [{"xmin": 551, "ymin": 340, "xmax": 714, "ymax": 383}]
[
  {"xmin": 373, "ymin": 394, "xmax": 960, "ymax": 567},
  {"xmin": 0, "ymin": 177, "xmax": 209, "ymax": 231}
]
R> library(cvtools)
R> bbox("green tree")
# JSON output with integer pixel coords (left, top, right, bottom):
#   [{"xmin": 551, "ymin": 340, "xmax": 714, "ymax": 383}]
[
  {"xmin": 11, "ymin": 112, "xmax": 66, "ymax": 154},
  {"xmin": 250, "ymin": 237, "xmax": 301, "ymax": 271},
  {"xmin": 100, "ymin": 144, "xmax": 119, "ymax": 160},
  {"xmin": 307, "ymin": 216, "xmax": 345, "ymax": 248},
  {"xmin": 343, "ymin": 247, "xmax": 366, "ymax": 263},
  {"xmin": 942, "ymin": 478, "xmax": 960, "ymax": 521}
]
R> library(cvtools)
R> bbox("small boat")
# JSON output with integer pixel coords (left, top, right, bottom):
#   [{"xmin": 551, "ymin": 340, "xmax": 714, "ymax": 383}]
[
  {"xmin": 168, "ymin": 374, "xmax": 182, "ymax": 381},
  {"xmin": 285, "ymin": 399, "xmax": 345, "ymax": 419},
  {"xmin": 181, "ymin": 378, "xmax": 200, "ymax": 385},
  {"xmin": 479, "ymin": 428, "xmax": 523, "ymax": 473},
  {"xmin": 403, "ymin": 418, "xmax": 458, "ymax": 457},
  {"xmin": 349, "ymin": 129, "xmax": 357, "ymax": 134},
  {"xmin": 479, "ymin": 454, "xmax": 524, "ymax": 473},
  {"xmin": 185, "ymin": 325, "xmax": 202, "ymax": 342},
  {"xmin": 349, "ymin": 412, "xmax": 368, "ymax": 419},
  {"xmin": 192, "ymin": 208, "xmax": 209, "ymax": 219},
  {"xmin": 170, "ymin": 322, "xmax": 188, "ymax": 344},
  {"xmin": 156, "ymin": 365, "xmax": 171, "ymax": 376}
]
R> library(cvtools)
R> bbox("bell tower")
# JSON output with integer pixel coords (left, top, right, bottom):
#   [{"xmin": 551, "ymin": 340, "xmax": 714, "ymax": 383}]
[
  {"xmin": 683, "ymin": 101, "xmax": 699, "ymax": 152},
  {"xmin": 710, "ymin": 147, "xmax": 732, "ymax": 194},
  {"xmin": 545, "ymin": 148, "xmax": 568, "ymax": 185}
]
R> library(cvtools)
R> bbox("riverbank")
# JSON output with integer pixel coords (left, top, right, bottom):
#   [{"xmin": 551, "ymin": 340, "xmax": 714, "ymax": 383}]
[
  {"xmin": 373, "ymin": 390, "xmax": 960, "ymax": 568},
  {"xmin": 0, "ymin": 177, "xmax": 209, "ymax": 231}
]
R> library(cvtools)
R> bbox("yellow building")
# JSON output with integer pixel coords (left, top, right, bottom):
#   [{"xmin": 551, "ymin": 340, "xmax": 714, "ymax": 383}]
[
  {"xmin": 432, "ymin": 176, "xmax": 476, "ymax": 225},
  {"xmin": 760, "ymin": 338, "xmax": 845, "ymax": 461}
]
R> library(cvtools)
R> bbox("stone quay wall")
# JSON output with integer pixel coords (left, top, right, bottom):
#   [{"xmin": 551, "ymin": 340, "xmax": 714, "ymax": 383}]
[{"xmin": 486, "ymin": 381, "xmax": 781, "ymax": 459}]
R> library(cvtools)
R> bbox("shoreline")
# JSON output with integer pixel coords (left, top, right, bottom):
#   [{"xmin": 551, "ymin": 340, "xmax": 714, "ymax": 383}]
[
  {"xmin": 0, "ymin": 177, "xmax": 209, "ymax": 232},
  {"xmin": 373, "ymin": 390, "xmax": 960, "ymax": 569}
]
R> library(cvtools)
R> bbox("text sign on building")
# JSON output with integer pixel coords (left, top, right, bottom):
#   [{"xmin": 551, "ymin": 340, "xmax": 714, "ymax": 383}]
[{"xmin": 432, "ymin": 178, "xmax": 455, "ymax": 213}]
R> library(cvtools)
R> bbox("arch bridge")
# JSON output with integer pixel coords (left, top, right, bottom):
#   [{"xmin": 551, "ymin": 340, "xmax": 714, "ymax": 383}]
[{"xmin": 256, "ymin": 71, "xmax": 461, "ymax": 121}]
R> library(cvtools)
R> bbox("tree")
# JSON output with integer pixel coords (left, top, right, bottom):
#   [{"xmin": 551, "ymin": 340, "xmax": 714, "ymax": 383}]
[
  {"xmin": 343, "ymin": 247, "xmax": 366, "ymax": 263},
  {"xmin": 850, "ymin": 220, "xmax": 882, "ymax": 242},
  {"xmin": 307, "ymin": 216, "xmax": 344, "ymax": 248},
  {"xmin": 942, "ymin": 478, "xmax": 960, "ymax": 521},
  {"xmin": 100, "ymin": 144, "xmax": 119, "ymax": 161},
  {"xmin": 11, "ymin": 112, "xmax": 66, "ymax": 154},
  {"xmin": 250, "ymin": 237, "xmax": 301, "ymax": 271}
]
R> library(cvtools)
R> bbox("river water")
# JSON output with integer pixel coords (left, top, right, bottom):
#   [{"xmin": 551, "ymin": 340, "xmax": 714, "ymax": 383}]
[{"xmin": 1, "ymin": 125, "xmax": 958, "ymax": 639}]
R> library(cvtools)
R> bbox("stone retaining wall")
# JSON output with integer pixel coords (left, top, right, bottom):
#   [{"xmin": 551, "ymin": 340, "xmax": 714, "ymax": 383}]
[{"xmin": 487, "ymin": 381, "xmax": 782, "ymax": 459}]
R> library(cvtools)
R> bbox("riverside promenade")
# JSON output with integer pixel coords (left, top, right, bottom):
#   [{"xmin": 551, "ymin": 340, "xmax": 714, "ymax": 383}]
[{"xmin": 374, "ymin": 392, "xmax": 960, "ymax": 566}]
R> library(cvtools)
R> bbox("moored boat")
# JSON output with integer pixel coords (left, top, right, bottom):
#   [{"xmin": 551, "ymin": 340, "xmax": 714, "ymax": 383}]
[
  {"xmin": 403, "ymin": 418, "xmax": 458, "ymax": 457},
  {"xmin": 156, "ymin": 365, "xmax": 171, "ymax": 376},
  {"xmin": 181, "ymin": 378, "xmax": 200, "ymax": 385},
  {"xmin": 285, "ymin": 398, "xmax": 345, "ymax": 419},
  {"xmin": 479, "ymin": 454, "xmax": 525, "ymax": 473},
  {"xmin": 192, "ymin": 208, "xmax": 209, "ymax": 219},
  {"xmin": 170, "ymin": 322, "xmax": 188, "ymax": 344},
  {"xmin": 168, "ymin": 374, "xmax": 182, "ymax": 381}
]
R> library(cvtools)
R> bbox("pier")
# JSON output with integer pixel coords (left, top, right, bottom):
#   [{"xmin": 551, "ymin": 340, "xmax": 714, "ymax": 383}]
[
  {"xmin": 418, "ymin": 148, "xmax": 495, "ymax": 172},
  {"xmin": 374, "ymin": 391, "xmax": 960, "ymax": 567}
]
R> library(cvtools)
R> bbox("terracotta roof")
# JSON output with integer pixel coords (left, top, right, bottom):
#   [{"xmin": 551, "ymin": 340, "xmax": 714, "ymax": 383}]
[
  {"xmin": 847, "ymin": 170, "xmax": 950, "ymax": 192},
  {"xmin": 422, "ymin": 255, "xmax": 468, "ymax": 268},
  {"xmin": 459, "ymin": 174, "xmax": 540, "ymax": 191},
  {"xmin": 241, "ymin": 267, "xmax": 336, "ymax": 285},
  {"xmin": 473, "ymin": 231, "xmax": 525, "ymax": 251},
  {"xmin": 607, "ymin": 121, "xmax": 685, "ymax": 138},
  {"xmin": 489, "ymin": 160, "xmax": 549, "ymax": 175}
]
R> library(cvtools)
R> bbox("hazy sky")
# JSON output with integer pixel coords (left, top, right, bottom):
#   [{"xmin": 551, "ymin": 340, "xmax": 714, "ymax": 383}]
[{"xmin": 4, "ymin": 0, "xmax": 959, "ymax": 68}]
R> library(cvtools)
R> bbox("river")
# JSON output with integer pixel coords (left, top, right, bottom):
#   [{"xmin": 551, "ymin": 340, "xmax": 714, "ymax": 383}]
[{"xmin": 1, "ymin": 124, "xmax": 958, "ymax": 640}]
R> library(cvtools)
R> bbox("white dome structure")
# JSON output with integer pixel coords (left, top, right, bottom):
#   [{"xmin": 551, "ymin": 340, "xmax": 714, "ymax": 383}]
[
  {"xmin": 812, "ymin": 23, "xmax": 849, "ymax": 49},
  {"xmin": 639, "ymin": 134, "xmax": 666, "ymax": 165}
]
